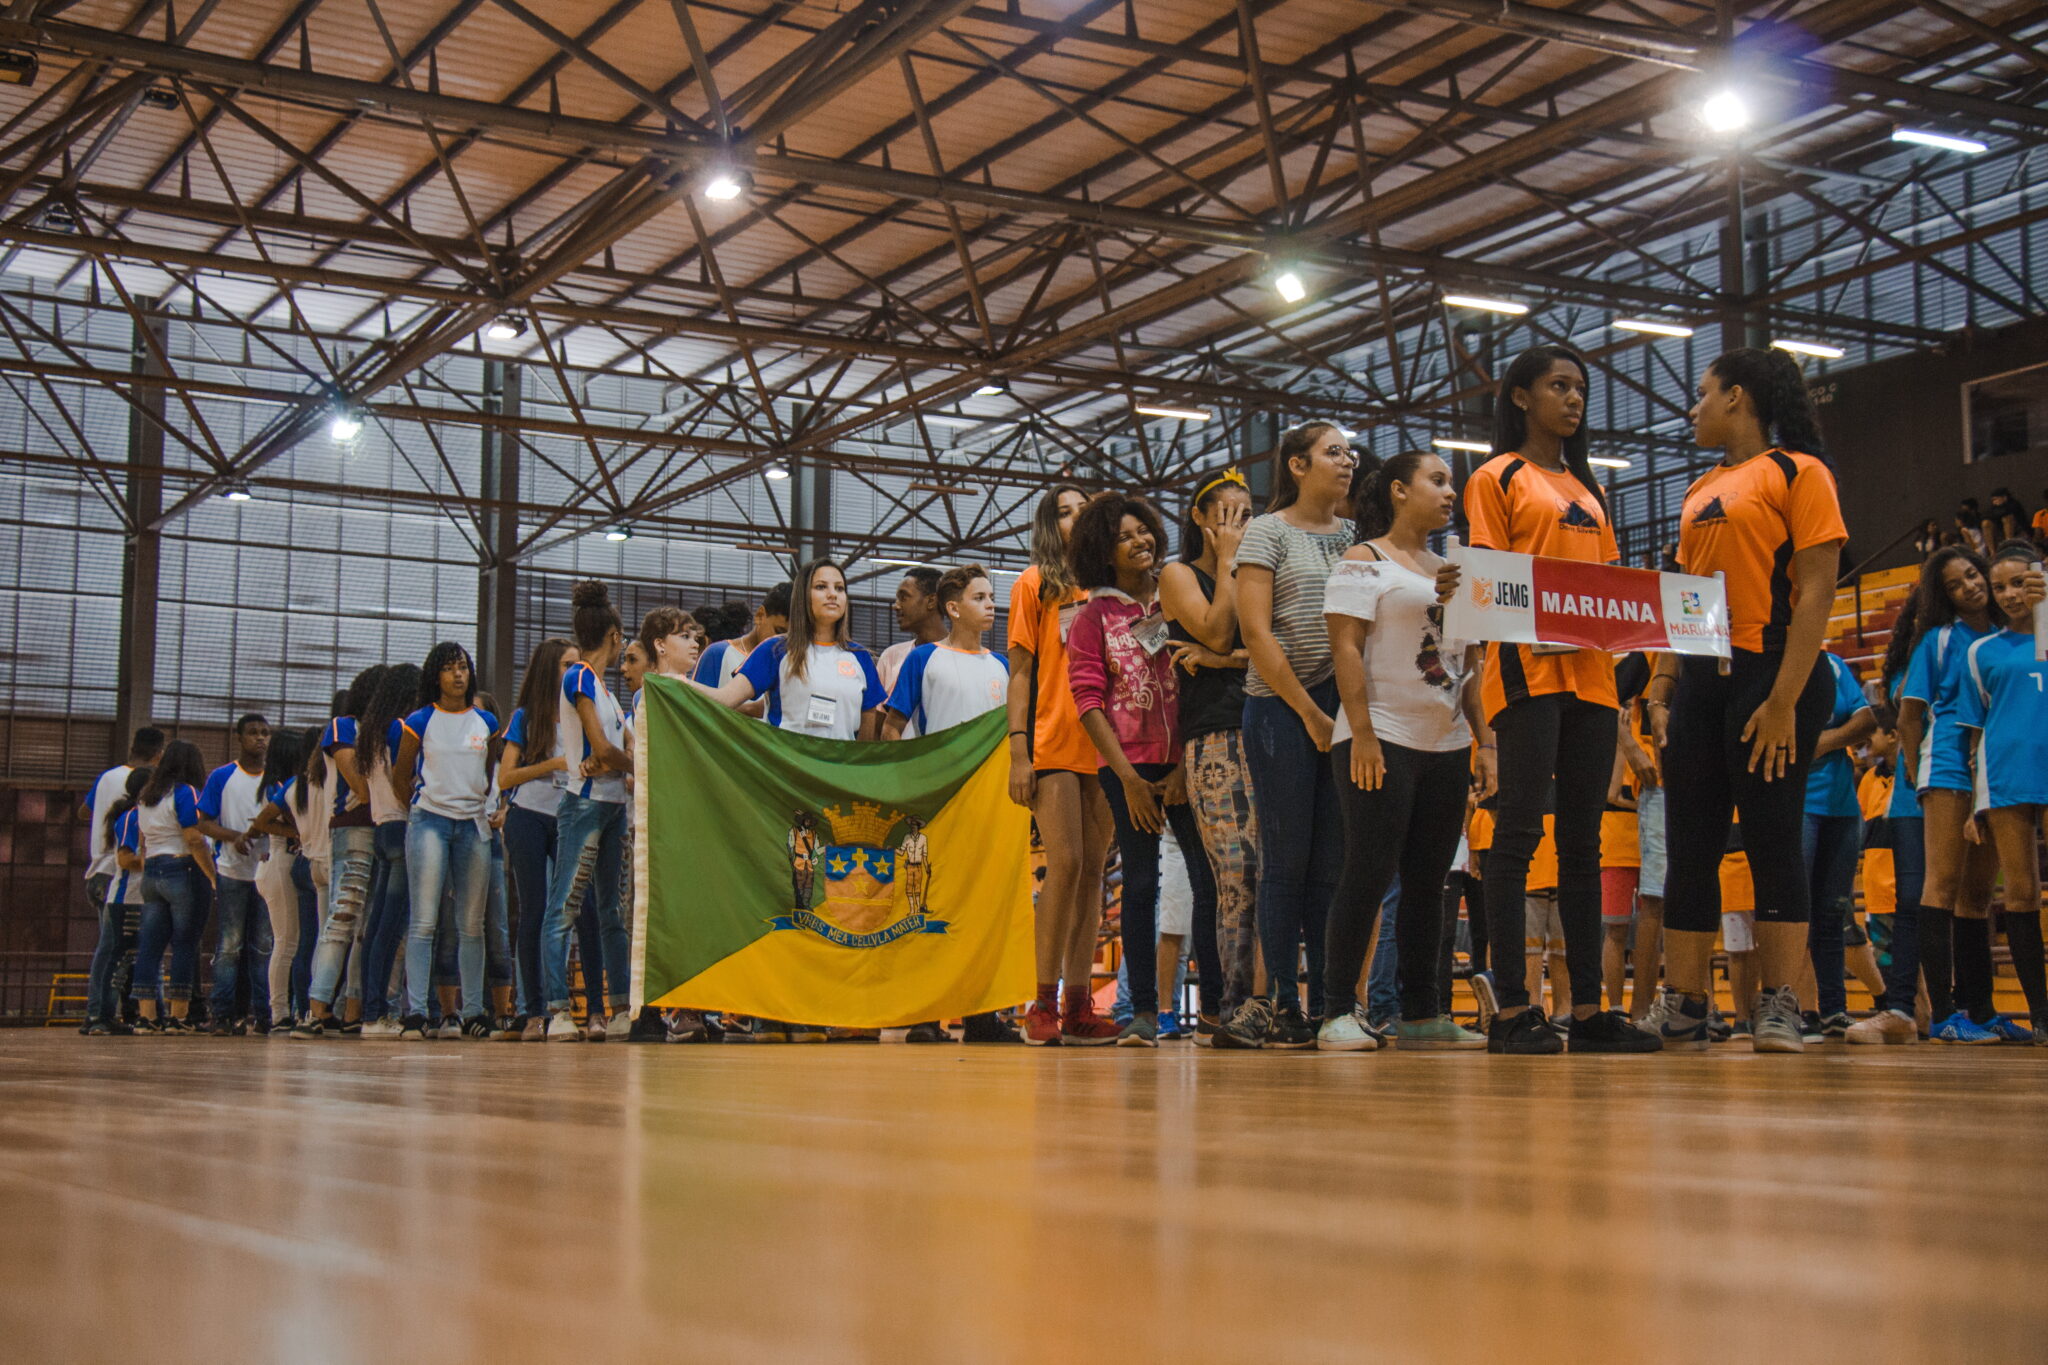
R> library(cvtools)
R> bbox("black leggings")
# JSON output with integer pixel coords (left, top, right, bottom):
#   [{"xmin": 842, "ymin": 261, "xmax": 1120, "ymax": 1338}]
[
  {"xmin": 1097, "ymin": 763, "xmax": 1207, "ymax": 1017},
  {"xmin": 1485, "ymin": 694, "xmax": 1616, "ymax": 1011},
  {"xmin": 1663, "ymin": 650, "xmax": 1833, "ymax": 935},
  {"xmin": 1327, "ymin": 739, "xmax": 1470, "ymax": 1020}
]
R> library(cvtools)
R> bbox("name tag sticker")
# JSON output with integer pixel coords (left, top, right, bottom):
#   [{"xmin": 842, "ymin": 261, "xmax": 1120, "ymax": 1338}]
[
  {"xmin": 806, "ymin": 694, "xmax": 839, "ymax": 730},
  {"xmin": 1131, "ymin": 613, "xmax": 1170, "ymax": 655}
]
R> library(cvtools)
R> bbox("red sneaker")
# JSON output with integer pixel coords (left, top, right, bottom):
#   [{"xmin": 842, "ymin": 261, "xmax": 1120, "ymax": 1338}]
[
  {"xmin": 1060, "ymin": 1005, "xmax": 1121, "ymax": 1047},
  {"xmin": 1021, "ymin": 1003, "xmax": 1062, "ymax": 1047}
]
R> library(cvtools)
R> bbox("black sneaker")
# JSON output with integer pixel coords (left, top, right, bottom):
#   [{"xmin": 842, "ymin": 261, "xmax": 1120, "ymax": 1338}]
[
  {"xmin": 1216, "ymin": 997, "xmax": 1270, "ymax": 1050},
  {"xmin": 1820, "ymin": 1011, "xmax": 1852, "ymax": 1040},
  {"xmin": 291, "ymin": 1016, "xmax": 325, "ymax": 1040},
  {"xmin": 904, "ymin": 1021, "xmax": 950, "ymax": 1043},
  {"xmin": 269, "ymin": 1018, "xmax": 294, "ymax": 1037},
  {"xmin": 135, "ymin": 1016, "xmax": 164, "ymax": 1035},
  {"xmin": 1190, "ymin": 1013, "xmax": 1221, "ymax": 1048},
  {"xmin": 1800, "ymin": 1011, "xmax": 1826, "ymax": 1044},
  {"xmin": 336, "ymin": 1018, "xmax": 363, "ymax": 1037},
  {"xmin": 1567, "ymin": 1009, "xmax": 1664, "ymax": 1054},
  {"xmin": 626, "ymin": 1007, "xmax": 667, "ymax": 1043},
  {"xmin": 83, "ymin": 1019, "xmax": 112, "ymax": 1036},
  {"xmin": 1265, "ymin": 1001, "xmax": 1316, "ymax": 1050},
  {"xmin": 399, "ymin": 1014, "xmax": 429, "ymax": 1041},
  {"xmin": 1487, "ymin": 1007, "xmax": 1564, "ymax": 1055},
  {"xmin": 203, "ymin": 1018, "xmax": 236, "ymax": 1037},
  {"xmin": 161, "ymin": 1016, "xmax": 195, "ymax": 1035},
  {"xmin": 461, "ymin": 1015, "xmax": 492, "ymax": 1039},
  {"xmin": 960, "ymin": 1011, "xmax": 1021, "ymax": 1044},
  {"xmin": 107, "ymin": 1019, "xmax": 135, "ymax": 1036}
]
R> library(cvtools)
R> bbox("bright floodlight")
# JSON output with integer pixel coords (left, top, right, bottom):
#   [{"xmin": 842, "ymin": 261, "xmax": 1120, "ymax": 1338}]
[
  {"xmin": 1613, "ymin": 318, "xmax": 1695, "ymax": 338},
  {"xmin": 972, "ymin": 379, "xmax": 1008, "ymax": 397},
  {"xmin": 1274, "ymin": 270, "xmax": 1307, "ymax": 304},
  {"xmin": 1444, "ymin": 294, "xmax": 1528, "ymax": 316},
  {"xmin": 1699, "ymin": 88, "xmax": 1751, "ymax": 134},
  {"xmin": 222, "ymin": 482, "xmax": 253, "ymax": 502},
  {"xmin": 1772, "ymin": 338, "xmax": 1845, "ymax": 359},
  {"xmin": 485, "ymin": 317, "xmax": 525, "ymax": 341},
  {"xmin": 1134, "ymin": 405, "xmax": 1211, "ymax": 422},
  {"xmin": 703, "ymin": 172, "xmax": 744, "ymax": 201},
  {"xmin": 1891, "ymin": 127, "xmax": 1987, "ymax": 155},
  {"xmin": 1431, "ymin": 438, "xmax": 1491, "ymax": 453},
  {"xmin": 328, "ymin": 410, "xmax": 362, "ymax": 442},
  {"xmin": 1588, "ymin": 456, "xmax": 1632, "ymax": 469},
  {"xmin": 764, "ymin": 465, "xmax": 790, "ymax": 480},
  {"xmin": 604, "ymin": 524, "xmax": 632, "ymax": 542}
]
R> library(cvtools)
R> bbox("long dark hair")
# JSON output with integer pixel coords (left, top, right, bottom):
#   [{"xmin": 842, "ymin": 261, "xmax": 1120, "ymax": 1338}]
[
  {"xmin": 1179, "ymin": 471, "xmax": 1251, "ymax": 564},
  {"xmin": 262, "ymin": 728, "xmax": 305, "ymax": 799},
  {"xmin": 104, "ymin": 765, "xmax": 150, "ymax": 846},
  {"xmin": 1069, "ymin": 492, "xmax": 1168, "ymax": 590},
  {"xmin": 1029, "ymin": 482, "xmax": 1086, "ymax": 604},
  {"xmin": 1879, "ymin": 585, "xmax": 1924, "ymax": 697},
  {"xmin": 1268, "ymin": 421, "xmax": 1340, "ymax": 513},
  {"xmin": 141, "ymin": 739, "xmax": 206, "ymax": 807},
  {"xmin": 786, "ymin": 557, "xmax": 852, "ymax": 683},
  {"xmin": 512, "ymin": 637, "xmax": 573, "ymax": 765},
  {"xmin": 357, "ymin": 662, "xmax": 422, "ymax": 770},
  {"xmin": 417, "ymin": 641, "xmax": 477, "ymax": 711},
  {"xmin": 292, "ymin": 725, "xmax": 326, "ymax": 817},
  {"xmin": 1347, "ymin": 450, "xmax": 1435, "ymax": 542},
  {"xmin": 1492, "ymin": 345, "xmax": 1604, "ymax": 507},
  {"xmin": 1886, "ymin": 544, "xmax": 1991, "ymax": 702},
  {"xmin": 570, "ymin": 579, "xmax": 622, "ymax": 654},
  {"xmin": 1709, "ymin": 347, "xmax": 1827, "ymax": 459}
]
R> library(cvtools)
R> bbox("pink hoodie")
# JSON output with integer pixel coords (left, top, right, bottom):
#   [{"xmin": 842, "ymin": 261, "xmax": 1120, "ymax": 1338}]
[{"xmin": 1065, "ymin": 589, "xmax": 1181, "ymax": 768}]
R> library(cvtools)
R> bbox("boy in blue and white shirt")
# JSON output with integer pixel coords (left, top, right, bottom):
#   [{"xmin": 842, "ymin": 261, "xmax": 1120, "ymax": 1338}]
[
  {"xmin": 198, "ymin": 714, "xmax": 272, "ymax": 1032},
  {"xmin": 883, "ymin": 565, "xmax": 1009, "ymax": 740}
]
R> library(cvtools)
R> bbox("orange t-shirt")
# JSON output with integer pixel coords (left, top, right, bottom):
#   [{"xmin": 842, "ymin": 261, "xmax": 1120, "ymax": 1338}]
[
  {"xmin": 1601, "ymin": 808, "xmax": 1640, "ymax": 869},
  {"xmin": 1462, "ymin": 453, "xmax": 1620, "ymax": 719},
  {"xmin": 1718, "ymin": 852, "xmax": 1754, "ymax": 916},
  {"xmin": 1676, "ymin": 449, "xmax": 1847, "ymax": 654},
  {"xmin": 1007, "ymin": 567, "xmax": 1095, "ymax": 774},
  {"xmin": 1467, "ymin": 805, "xmax": 1494, "ymax": 855},
  {"xmin": 1856, "ymin": 766, "xmax": 1896, "ymax": 918},
  {"xmin": 1527, "ymin": 815, "xmax": 1558, "ymax": 892}
]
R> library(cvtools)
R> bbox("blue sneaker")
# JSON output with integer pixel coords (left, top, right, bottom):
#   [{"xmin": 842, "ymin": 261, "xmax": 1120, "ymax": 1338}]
[
  {"xmin": 1984, "ymin": 1013, "xmax": 2034, "ymax": 1043},
  {"xmin": 1156, "ymin": 1010, "xmax": 1185, "ymax": 1041},
  {"xmin": 1930, "ymin": 1011, "xmax": 2001, "ymax": 1045}
]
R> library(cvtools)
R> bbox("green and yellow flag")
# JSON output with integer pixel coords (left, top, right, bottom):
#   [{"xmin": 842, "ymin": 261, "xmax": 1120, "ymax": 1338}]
[{"xmin": 631, "ymin": 673, "xmax": 1036, "ymax": 1027}]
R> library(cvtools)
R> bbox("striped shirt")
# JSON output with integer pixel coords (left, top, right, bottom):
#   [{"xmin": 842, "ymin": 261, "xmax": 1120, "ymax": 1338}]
[{"xmin": 1236, "ymin": 512, "xmax": 1354, "ymax": 698}]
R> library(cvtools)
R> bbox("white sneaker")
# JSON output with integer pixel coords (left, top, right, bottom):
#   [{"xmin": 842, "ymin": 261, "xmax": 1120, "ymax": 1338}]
[
  {"xmin": 360, "ymin": 1018, "xmax": 403, "ymax": 1039},
  {"xmin": 1752, "ymin": 986, "xmax": 1806, "ymax": 1054},
  {"xmin": 433, "ymin": 1015, "xmax": 463, "ymax": 1040},
  {"xmin": 606, "ymin": 1010, "xmax": 634, "ymax": 1041},
  {"xmin": 584, "ymin": 1013, "xmax": 607, "ymax": 1043},
  {"xmin": 1316, "ymin": 1008, "xmax": 1382, "ymax": 1052},
  {"xmin": 546, "ymin": 1008, "xmax": 582, "ymax": 1042}
]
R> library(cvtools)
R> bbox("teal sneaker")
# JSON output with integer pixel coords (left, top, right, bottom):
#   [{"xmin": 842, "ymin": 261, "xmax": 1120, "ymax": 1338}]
[
  {"xmin": 1984, "ymin": 1013, "xmax": 2034, "ymax": 1043},
  {"xmin": 1395, "ymin": 1015, "xmax": 1486, "ymax": 1051},
  {"xmin": 1930, "ymin": 1011, "xmax": 2000, "ymax": 1045}
]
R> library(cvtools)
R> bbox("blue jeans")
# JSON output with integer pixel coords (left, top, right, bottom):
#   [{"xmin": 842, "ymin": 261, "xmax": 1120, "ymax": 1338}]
[
  {"xmin": 405, "ymin": 808, "xmax": 490, "ymax": 1020},
  {"xmin": 288, "ymin": 855, "xmax": 321, "ymax": 1017},
  {"xmin": 1242, "ymin": 680, "xmax": 1344, "ymax": 1016},
  {"xmin": 133, "ymin": 856, "xmax": 203, "ymax": 1003},
  {"xmin": 543, "ymin": 793, "xmax": 630, "ymax": 1014},
  {"xmin": 359, "ymin": 820, "xmax": 412, "ymax": 1023},
  {"xmin": 310, "ymin": 824, "xmax": 376, "ymax": 1007},
  {"xmin": 1096, "ymin": 763, "xmax": 1205, "ymax": 1017},
  {"xmin": 84, "ymin": 873, "xmax": 126, "ymax": 1023},
  {"xmin": 207, "ymin": 875, "xmax": 272, "ymax": 1022},
  {"xmin": 507, "ymin": 804, "xmax": 606, "ymax": 1018},
  {"xmin": 1366, "ymin": 878, "xmax": 1401, "ymax": 1024},
  {"xmin": 1878, "ymin": 814, "xmax": 1926, "ymax": 1016},
  {"xmin": 1803, "ymin": 812, "xmax": 1861, "ymax": 1017}
]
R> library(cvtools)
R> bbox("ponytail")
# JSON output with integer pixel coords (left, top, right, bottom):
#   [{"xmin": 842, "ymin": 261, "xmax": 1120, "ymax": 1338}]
[
  {"xmin": 1709, "ymin": 347, "xmax": 1828, "ymax": 459},
  {"xmin": 104, "ymin": 766, "xmax": 150, "ymax": 847},
  {"xmin": 1345, "ymin": 450, "xmax": 1434, "ymax": 542}
]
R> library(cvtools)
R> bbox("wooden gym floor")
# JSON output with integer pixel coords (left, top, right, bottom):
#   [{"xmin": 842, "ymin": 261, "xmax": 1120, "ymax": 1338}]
[{"xmin": 3, "ymin": 1032, "xmax": 2046, "ymax": 1364}]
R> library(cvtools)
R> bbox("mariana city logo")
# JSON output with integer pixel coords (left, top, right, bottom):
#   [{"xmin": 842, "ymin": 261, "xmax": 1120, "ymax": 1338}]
[
  {"xmin": 1691, "ymin": 496, "xmax": 1728, "ymax": 526},
  {"xmin": 1680, "ymin": 589, "xmax": 1705, "ymax": 617},
  {"xmin": 774, "ymin": 802, "xmax": 947, "ymax": 947},
  {"xmin": 1558, "ymin": 500, "xmax": 1601, "ymax": 531}
]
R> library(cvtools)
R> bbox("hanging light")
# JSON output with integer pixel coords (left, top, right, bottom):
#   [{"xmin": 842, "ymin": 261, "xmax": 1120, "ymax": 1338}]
[
  {"xmin": 1772, "ymin": 338, "xmax": 1845, "ymax": 359},
  {"xmin": 702, "ymin": 168, "xmax": 751, "ymax": 201},
  {"xmin": 1698, "ymin": 88, "xmax": 1752, "ymax": 135},
  {"xmin": 1613, "ymin": 318, "xmax": 1695, "ymax": 338},
  {"xmin": 327, "ymin": 406, "xmax": 362, "ymax": 442},
  {"xmin": 1134, "ymin": 404, "xmax": 1211, "ymax": 422},
  {"xmin": 604, "ymin": 524, "xmax": 634, "ymax": 542},
  {"xmin": 1273, "ymin": 269, "xmax": 1307, "ymax": 304},
  {"xmin": 1891, "ymin": 127, "xmax": 1987, "ymax": 156},
  {"xmin": 1431, "ymin": 438, "xmax": 1491, "ymax": 453},
  {"xmin": 484, "ymin": 316, "xmax": 527, "ymax": 341},
  {"xmin": 972, "ymin": 378, "xmax": 1010, "ymax": 397},
  {"xmin": 763, "ymin": 465, "xmax": 790, "ymax": 481},
  {"xmin": 1588, "ymin": 456, "xmax": 1633, "ymax": 469},
  {"xmin": 1444, "ymin": 294, "xmax": 1528, "ymax": 316},
  {"xmin": 221, "ymin": 479, "xmax": 253, "ymax": 502}
]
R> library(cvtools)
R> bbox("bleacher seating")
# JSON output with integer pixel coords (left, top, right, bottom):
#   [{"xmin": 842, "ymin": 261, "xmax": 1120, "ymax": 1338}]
[{"xmin": 1829, "ymin": 564, "xmax": 1919, "ymax": 680}]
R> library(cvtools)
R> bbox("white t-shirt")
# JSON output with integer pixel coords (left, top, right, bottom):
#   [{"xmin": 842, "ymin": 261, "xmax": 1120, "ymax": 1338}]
[
  {"xmin": 558, "ymin": 660, "xmax": 627, "ymax": 803},
  {"xmin": 1323, "ymin": 550, "xmax": 1473, "ymax": 753},
  {"xmin": 288, "ymin": 768, "xmax": 335, "ymax": 862},
  {"xmin": 504, "ymin": 706, "xmax": 565, "ymax": 816},
  {"xmin": 400, "ymin": 705, "xmax": 498, "ymax": 821},
  {"xmin": 83, "ymin": 763, "xmax": 134, "ymax": 880},
  {"xmin": 137, "ymin": 784, "xmax": 201, "ymax": 860},
  {"xmin": 199, "ymin": 762, "xmax": 269, "ymax": 880},
  {"xmin": 693, "ymin": 638, "xmax": 751, "ymax": 690},
  {"xmin": 366, "ymin": 744, "xmax": 408, "ymax": 826},
  {"xmin": 738, "ymin": 637, "xmax": 885, "ymax": 741},
  {"xmin": 885, "ymin": 643, "xmax": 1010, "ymax": 736}
]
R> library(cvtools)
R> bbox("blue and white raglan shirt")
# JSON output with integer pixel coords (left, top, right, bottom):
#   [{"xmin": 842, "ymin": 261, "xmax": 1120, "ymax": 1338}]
[
  {"xmin": 1804, "ymin": 652, "xmax": 1872, "ymax": 820},
  {"xmin": 199, "ymin": 761, "xmax": 269, "ymax": 880},
  {"xmin": 1900, "ymin": 620, "xmax": 1995, "ymax": 794},
  {"xmin": 367, "ymin": 720, "xmax": 410, "ymax": 827},
  {"xmin": 503, "ymin": 706, "xmax": 565, "ymax": 817},
  {"xmin": 737, "ymin": 637, "xmax": 884, "ymax": 741},
  {"xmin": 321, "ymin": 715, "xmax": 374, "ymax": 828},
  {"xmin": 137, "ymin": 783, "xmax": 201, "ymax": 859},
  {"xmin": 885, "ymin": 643, "xmax": 1009, "ymax": 737},
  {"xmin": 557, "ymin": 661, "xmax": 627, "ymax": 803},
  {"xmin": 693, "ymin": 639, "xmax": 749, "ymax": 689},
  {"xmin": 82, "ymin": 763, "xmax": 134, "ymax": 882},
  {"xmin": 398, "ymin": 704, "xmax": 498, "ymax": 822},
  {"xmin": 1957, "ymin": 629, "xmax": 2048, "ymax": 810},
  {"xmin": 112, "ymin": 808, "xmax": 144, "ymax": 907}
]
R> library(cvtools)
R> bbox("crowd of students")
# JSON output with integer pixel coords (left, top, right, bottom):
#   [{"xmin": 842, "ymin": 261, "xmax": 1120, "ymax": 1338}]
[{"xmin": 72, "ymin": 342, "xmax": 2048, "ymax": 1052}]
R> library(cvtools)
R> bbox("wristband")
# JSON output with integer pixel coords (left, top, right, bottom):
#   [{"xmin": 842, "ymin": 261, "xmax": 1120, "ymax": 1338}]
[{"xmin": 1008, "ymin": 729, "xmax": 1028, "ymax": 738}]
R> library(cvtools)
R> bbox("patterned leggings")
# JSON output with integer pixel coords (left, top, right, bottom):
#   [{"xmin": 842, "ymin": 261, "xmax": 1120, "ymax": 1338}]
[{"xmin": 1186, "ymin": 729, "xmax": 1260, "ymax": 1014}]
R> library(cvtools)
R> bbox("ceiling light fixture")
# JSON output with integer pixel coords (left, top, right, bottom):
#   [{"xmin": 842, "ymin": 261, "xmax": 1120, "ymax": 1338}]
[
  {"xmin": 735, "ymin": 542, "xmax": 799, "ymax": 557},
  {"xmin": 1613, "ymin": 318, "xmax": 1696, "ymax": 338},
  {"xmin": 604, "ymin": 524, "xmax": 633, "ymax": 542},
  {"xmin": 907, "ymin": 482, "xmax": 979, "ymax": 497},
  {"xmin": 1431, "ymin": 438, "xmax": 1491, "ymax": 453},
  {"xmin": 221, "ymin": 480, "xmax": 253, "ymax": 502},
  {"xmin": 1699, "ymin": 88, "xmax": 1752, "ymax": 135},
  {"xmin": 972, "ymin": 378, "xmax": 1009, "ymax": 397},
  {"xmin": 1771, "ymin": 338, "xmax": 1845, "ymax": 359},
  {"xmin": 1134, "ymin": 404, "xmax": 1211, "ymax": 422},
  {"xmin": 484, "ymin": 316, "xmax": 527, "ymax": 341},
  {"xmin": 702, "ymin": 168, "xmax": 751, "ymax": 201},
  {"xmin": 1444, "ymin": 294, "xmax": 1528, "ymax": 316},
  {"xmin": 327, "ymin": 407, "xmax": 362, "ymax": 442},
  {"xmin": 1588, "ymin": 456, "xmax": 1633, "ymax": 469},
  {"xmin": 1273, "ymin": 269, "xmax": 1307, "ymax": 304},
  {"xmin": 763, "ymin": 464, "xmax": 790, "ymax": 480},
  {"xmin": 920, "ymin": 414, "xmax": 981, "ymax": 429},
  {"xmin": 1891, "ymin": 127, "xmax": 1987, "ymax": 156}
]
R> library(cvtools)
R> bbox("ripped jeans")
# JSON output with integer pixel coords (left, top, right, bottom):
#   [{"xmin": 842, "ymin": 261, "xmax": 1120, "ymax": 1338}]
[{"xmin": 307, "ymin": 824, "xmax": 376, "ymax": 1009}]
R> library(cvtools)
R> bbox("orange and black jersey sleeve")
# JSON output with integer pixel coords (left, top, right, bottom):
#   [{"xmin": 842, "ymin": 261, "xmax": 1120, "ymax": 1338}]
[
  {"xmin": 1462, "ymin": 452, "xmax": 1620, "ymax": 719},
  {"xmin": 1677, "ymin": 449, "xmax": 1847, "ymax": 654}
]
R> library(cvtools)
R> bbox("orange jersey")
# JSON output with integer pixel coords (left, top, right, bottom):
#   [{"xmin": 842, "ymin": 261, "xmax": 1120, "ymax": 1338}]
[
  {"xmin": 1468, "ymin": 805, "xmax": 1495, "ymax": 855},
  {"xmin": 1007, "ymin": 567, "xmax": 1096, "ymax": 774},
  {"xmin": 1857, "ymin": 766, "xmax": 1896, "ymax": 917},
  {"xmin": 1463, "ymin": 453, "xmax": 1619, "ymax": 719},
  {"xmin": 1528, "ymin": 815, "xmax": 1559, "ymax": 892},
  {"xmin": 1676, "ymin": 449, "xmax": 1847, "ymax": 654},
  {"xmin": 1601, "ymin": 808, "xmax": 1640, "ymax": 869},
  {"xmin": 1718, "ymin": 851, "xmax": 1754, "ymax": 916}
]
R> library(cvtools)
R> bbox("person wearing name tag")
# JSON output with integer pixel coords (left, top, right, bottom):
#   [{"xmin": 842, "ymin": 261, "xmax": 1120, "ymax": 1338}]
[
  {"xmin": 1640, "ymin": 347, "xmax": 1848, "ymax": 1054},
  {"xmin": 1065, "ymin": 493, "xmax": 1205, "ymax": 1049},
  {"xmin": 1446, "ymin": 345, "xmax": 1660, "ymax": 1055}
]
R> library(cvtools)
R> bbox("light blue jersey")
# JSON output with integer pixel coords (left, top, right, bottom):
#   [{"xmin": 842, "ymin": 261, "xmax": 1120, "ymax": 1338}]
[
  {"xmin": 1957, "ymin": 629, "xmax": 2048, "ymax": 810},
  {"xmin": 1803, "ymin": 652, "xmax": 1870, "ymax": 819},
  {"xmin": 1900, "ymin": 620, "xmax": 1994, "ymax": 793}
]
